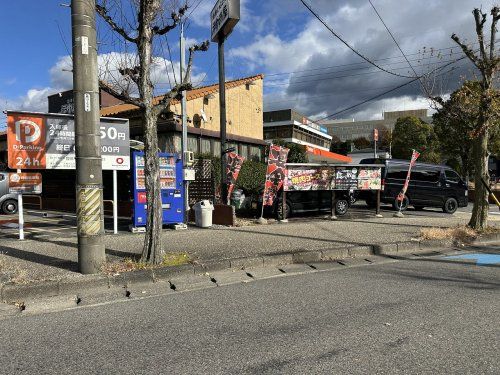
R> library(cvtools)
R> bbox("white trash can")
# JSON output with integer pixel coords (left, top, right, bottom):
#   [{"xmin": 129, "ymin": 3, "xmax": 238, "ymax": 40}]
[{"xmin": 193, "ymin": 200, "xmax": 214, "ymax": 228}]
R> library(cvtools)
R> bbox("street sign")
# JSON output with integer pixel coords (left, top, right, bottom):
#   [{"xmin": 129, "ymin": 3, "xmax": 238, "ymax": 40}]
[
  {"xmin": 373, "ymin": 128, "xmax": 379, "ymax": 141},
  {"xmin": 6, "ymin": 111, "xmax": 130, "ymax": 170},
  {"xmin": 8, "ymin": 172, "xmax": 42, "ymax": 194},
  {"xmin": 211, "ymin": 0, "xmax": 240, "ymax": 42}
]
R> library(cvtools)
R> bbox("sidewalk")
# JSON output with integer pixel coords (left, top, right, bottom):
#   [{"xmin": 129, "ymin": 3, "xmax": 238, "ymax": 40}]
[{"xmin": 1, "ymin": 208, "xmax": 497, "ymax": 285}]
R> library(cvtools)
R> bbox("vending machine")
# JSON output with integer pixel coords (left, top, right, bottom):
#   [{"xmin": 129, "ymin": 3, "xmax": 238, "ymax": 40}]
[{"xmin": 131, "ymin": 151, "xmax": 185, "ymax": 228}]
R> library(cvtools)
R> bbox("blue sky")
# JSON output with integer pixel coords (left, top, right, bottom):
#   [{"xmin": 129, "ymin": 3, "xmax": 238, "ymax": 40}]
[{"xmin": 1, "ymin": 0, "xmax": 496, "ymax": 129}]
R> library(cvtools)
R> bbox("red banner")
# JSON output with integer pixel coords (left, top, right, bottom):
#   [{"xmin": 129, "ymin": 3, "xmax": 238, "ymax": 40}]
[
  {"xmin": 263, "ymin": 145, "xmax": 289, "ymax": 206},
  {"xmin": 226, "ymin": 152, "xmax": 245, "ymax": 203},
  {"xmin": 397, "ymin": 149, "xmax": 420, "ymax": 202}
]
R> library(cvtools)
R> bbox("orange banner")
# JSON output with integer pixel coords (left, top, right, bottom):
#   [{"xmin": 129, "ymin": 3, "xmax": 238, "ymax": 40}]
[{"xmin": 7, "ymin": 114, "xmax": 46, "ymax": 169}]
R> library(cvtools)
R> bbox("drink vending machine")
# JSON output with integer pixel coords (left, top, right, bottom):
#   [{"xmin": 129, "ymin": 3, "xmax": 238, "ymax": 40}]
[{"xmin": 131, "ymin": 151, "xmax": 185, "ymax": 228}]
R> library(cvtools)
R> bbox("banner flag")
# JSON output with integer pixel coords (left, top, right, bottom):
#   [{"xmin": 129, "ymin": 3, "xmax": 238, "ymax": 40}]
[
  {"xmin": 397, "ymin": 149, "xmax": 420, "ymax": 202},
  {"xmin": 263, "ymin": 145, "xmax": 289, "ymax": 206},
  {"xmin": 226, "ymin": 152, "xmax": 245, "ymax": 203}
]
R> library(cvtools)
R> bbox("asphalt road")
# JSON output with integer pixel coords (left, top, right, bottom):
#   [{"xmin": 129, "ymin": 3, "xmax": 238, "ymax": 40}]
[{"xmin": 1, "ymin": 247, "xmax": 499, "ymax": 374}]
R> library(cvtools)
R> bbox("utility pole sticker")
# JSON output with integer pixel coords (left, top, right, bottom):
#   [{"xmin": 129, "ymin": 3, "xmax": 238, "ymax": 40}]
[{"xmin": 77, "ymin": 186, "xmax": 102, "ymax": 236}]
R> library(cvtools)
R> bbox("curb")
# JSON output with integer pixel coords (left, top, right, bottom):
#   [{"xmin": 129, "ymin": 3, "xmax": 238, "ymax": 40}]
[{"xmin": 1, "ymin": 235, "xmax": 499, "ymax": 304}]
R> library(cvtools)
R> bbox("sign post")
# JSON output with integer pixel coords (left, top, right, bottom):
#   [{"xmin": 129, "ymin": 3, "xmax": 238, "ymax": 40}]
[
  {"xmin": 211, "ymin": 0, "xmax": 240, "ymax": 204},
  {"xmin": 8, "ymin": 171, "xmax": 43, "ymax": 240},
  {"xmin": 6, "ymin": 111, "xmax": 129, "ymax": 240}
]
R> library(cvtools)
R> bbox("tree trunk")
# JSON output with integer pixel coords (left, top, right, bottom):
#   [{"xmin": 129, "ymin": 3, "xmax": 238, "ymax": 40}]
[
  {"xmin": 141, "ymin": 107, "xmax": 163, "ymax": 264},
  {"xmin": 138, "ymin": 1, "xmax": 163, "ymax": 264},
  {"xmin": 468, "ymin": 128, "xmax": 490, "ymax": 230}
]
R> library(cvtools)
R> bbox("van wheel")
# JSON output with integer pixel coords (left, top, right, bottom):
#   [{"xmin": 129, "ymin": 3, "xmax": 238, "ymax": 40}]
[
  {"xmin": 443, "ymin": 197, "xmax": 458, "ymax": 214},
  {"xmin": 1, "ymin": 199, "xmax": 18, "ymax": 214},
  {"xmin": 335, "ymin": 199, "xmax": 349, "ymax": 216},
  {"xmin": 392, "ymin": 196, "xmax": 409, "ymax": 211},
  {"xmin": 276, "ymin": 202, "xmax": 291, "ymax": 220}
]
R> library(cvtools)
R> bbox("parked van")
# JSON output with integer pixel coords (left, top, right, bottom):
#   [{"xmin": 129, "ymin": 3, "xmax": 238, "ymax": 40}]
[
  {"xmin": 274, "ymin": 189, "xmax": 352, "ymax": 220},
  {"xmin": 0, "ymin": 172, "xmax": 19, "ymax": 214},
  {"xmin": 358, "ymin": 159, "xmax": 468, "ymax": 214}
]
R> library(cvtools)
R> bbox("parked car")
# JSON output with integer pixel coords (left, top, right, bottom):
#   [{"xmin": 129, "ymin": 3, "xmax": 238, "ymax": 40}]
[
  {"xmin": 358, "ymin": 158, "xmax": 468, "ymax": 214},
  {"xmin": 274, "ymin": 189, "xmax": 352, "ymax": 220},
  {"xmin": 0, "ymin": 172, "xmax": 19, "ymax": 214}
]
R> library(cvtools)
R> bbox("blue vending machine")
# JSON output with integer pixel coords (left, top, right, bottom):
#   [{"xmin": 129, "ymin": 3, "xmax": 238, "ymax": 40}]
[{"xmin": 132, "ymin": 151, "xmax": 185, "ymax": 228}]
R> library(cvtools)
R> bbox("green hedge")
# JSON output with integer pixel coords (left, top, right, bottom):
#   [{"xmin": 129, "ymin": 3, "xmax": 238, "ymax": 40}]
[{"xmin": 195, "ymin": 153, "xmax": 266, "ymax": 196}]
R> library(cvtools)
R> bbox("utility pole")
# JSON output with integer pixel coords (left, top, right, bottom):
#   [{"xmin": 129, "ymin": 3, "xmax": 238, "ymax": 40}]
[
  {"xmin": 71, "ymin": 0, "xmax": 105, "ymax": 274},
  {"xmin": 218, "ymin": 33, "xmax": 227, "ymax": 204},
  {"xmin": 180, "ymin": 21, "xmax": 189, "ymax": 221}
]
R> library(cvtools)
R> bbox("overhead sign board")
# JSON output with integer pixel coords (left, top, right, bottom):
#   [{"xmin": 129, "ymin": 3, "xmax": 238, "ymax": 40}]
[
  {"xmin": 6, "ymin": 111, "xmax": 130, "ymax": 170},
  {"xmin": 285, "ymin": 165, "xmax": 381, "ymax": 191},
  {"xmin": 8, "ymin": 172, "xmax": 42, "ymax": 194},
  {"xmin": 211, "ymin": 0, "xmax": 240, "ymax": 42}
]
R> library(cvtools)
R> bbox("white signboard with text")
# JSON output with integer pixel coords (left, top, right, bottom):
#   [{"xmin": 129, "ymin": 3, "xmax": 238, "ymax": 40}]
[{"xmin": 211, "ymin": 0, "xmax": 240, "ymax": 42}]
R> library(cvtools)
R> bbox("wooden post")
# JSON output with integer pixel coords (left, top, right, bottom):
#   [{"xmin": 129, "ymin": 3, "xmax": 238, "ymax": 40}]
[
  {"xmin": 375, "ymin": 189, "xmax": 383, "ymax": 217},
  {"xmin": 330, "ymin": 190, "xmax": 337, "ymax": 220}
]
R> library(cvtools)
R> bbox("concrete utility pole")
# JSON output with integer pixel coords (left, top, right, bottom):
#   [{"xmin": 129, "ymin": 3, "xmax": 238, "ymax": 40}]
[
  {"xmin": 71, "ymin": 0, "xmax": 106, "ymax": 274},
  {"xmin": 180, "ymin": 22, "xmax": 189, "ymax": 221},
  {"xmin": 218, "ymin": 33, "xmax": 228, "ymax": 204}
]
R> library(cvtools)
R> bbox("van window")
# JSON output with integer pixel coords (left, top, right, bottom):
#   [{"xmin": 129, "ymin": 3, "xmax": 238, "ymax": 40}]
[
  {"xmin": 386, "ymin": 164, "xmax": 408, "ymax": 179},
  {"xmin": 445, "ymin": 170, "xmax": 461, "ymax": 183},
  {"xmin": 412, "ymin": 168, "xmax": 441, "ymax": 183}
]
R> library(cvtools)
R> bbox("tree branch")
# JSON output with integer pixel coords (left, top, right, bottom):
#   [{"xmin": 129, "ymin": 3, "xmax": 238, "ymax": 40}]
[
  {"xmin": 451, "ymin": 33, "xmax": 481, "ymax": 69},
  {"xmin": 96, "ymin": 3, "xmax": 137, "ymax": 43},
  {"xmin": 491, "ymin": 7, "xmax": 499, "ymax": 61},
  {"xmin": 153, "ymin": 5, "xmax": 188, "ymax": 35},
  {"xmin": 153, "ymin": 82, "xmax": 192, "ymax": 117},
  {"xmin": 184, "ymin": 41, "xmax": 210, "ymax": 84},
  {"xmin": 473, "ymin": 8, "xmax": 488, "ymax": 62},
  {"xmin": 99, "ymin": 80, "xmax": 145, "ymax": 109}
]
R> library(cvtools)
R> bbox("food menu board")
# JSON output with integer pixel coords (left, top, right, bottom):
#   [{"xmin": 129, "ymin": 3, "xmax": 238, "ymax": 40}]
[
  {"xmin": 285, "ymin": 165, "xmax": 382, "ymax": 191},
  {"xmin": 285, "ymin": 167, "xmax": 333, "ymax": 191},
  {"xmin": 358, "ymin": 167, "xmax": 382, "ymax": 190},
  {"xmin": 135, "ymin": 155, "xmax": 176, "ymax": 190},
  {"xmin": 333, "ymin": 168, "xmax": 359, "ymax": 190}
]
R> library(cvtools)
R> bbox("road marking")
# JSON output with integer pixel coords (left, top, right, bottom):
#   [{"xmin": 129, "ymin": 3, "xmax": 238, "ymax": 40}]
[{"xmin": 443, "ymin": 253, "xmax": 500, "ymax": 266}]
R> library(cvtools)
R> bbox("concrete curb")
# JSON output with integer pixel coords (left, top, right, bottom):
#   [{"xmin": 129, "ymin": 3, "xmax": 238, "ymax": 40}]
[{"xmin": 1, "ymin": 235, "xmax": 499, "ymax": 304}]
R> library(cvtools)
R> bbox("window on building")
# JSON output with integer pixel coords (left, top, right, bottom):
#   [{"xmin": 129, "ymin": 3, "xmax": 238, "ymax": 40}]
[
  {"xmin": 249, "ymin": 146, "xmax": 261, "ymax": 161},
  {"xmin": 239, "ymin": 144, "xmax": 248, "ymax": 159},
  {"xmin": 277, "ymin": 127, "xmax": 292, "ymax": 138},
  {"xmin": 213, "ymin": 140, "xmax": 221, "ymax": 157},
  {"xmin": 187, "ymin": 136, "xmax": 199, "ymax": 153},
  {"xmin": 264, "ymin": 129, "xmax": 277, "ymax": 139},
  {"xmin": 200, "ymin": 138, "xmax": 211, "ymax": 155}
]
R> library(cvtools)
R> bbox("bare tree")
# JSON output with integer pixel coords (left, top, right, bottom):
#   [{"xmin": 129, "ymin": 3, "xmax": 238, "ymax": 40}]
[
  {"xmin": 449, "ymin": 7, "xmax": 499, "ymax": 230},
  {"xmin": 96, "ymin": 0, "xmax": 208, "ymax": 263}
]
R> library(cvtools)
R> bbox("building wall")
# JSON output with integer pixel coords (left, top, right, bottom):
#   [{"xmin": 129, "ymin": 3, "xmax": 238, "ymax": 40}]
[
  {"xmin": 170, "ymin": 78, "xmax": 263, "ymax": 141},
  {"xmin": 321, "ymin": 110, "xmax": 432, "ymax": 142}
]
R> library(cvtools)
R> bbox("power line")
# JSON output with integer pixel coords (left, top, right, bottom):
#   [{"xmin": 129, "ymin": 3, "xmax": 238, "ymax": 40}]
[
  {"xmin": 316, "ymin": 57, "xmax": 466, "ymax": 122},
  {"xmin": 368, "ymin": 0, "xmax": 431, "ymax": 98},
  {"xmin": 300, "ymin": 0, "xmax": 417, "ymax": 79}
]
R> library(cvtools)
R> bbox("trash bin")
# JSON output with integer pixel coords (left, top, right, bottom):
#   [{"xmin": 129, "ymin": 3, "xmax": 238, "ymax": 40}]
[{"xmin": 193, "ymin": 200, "xmax": 214, "ymax": 228}]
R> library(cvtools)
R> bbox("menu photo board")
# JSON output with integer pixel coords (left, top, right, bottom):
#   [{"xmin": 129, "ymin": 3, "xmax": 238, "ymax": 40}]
[
  {"xmin": 358, "ymin": 167, "xmax": 382, "ymax": 190},
  {"xmin": 285, "ymin": 167, "xmax": 333, "ymax": 191}
]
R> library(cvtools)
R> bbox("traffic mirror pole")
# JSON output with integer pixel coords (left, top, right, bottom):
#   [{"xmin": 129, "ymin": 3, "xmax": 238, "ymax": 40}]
[
  {"xmin": 71, "ymin": 0, "xmax": 106, "ymax": 273},
  {"xmin": 218, "ymin": 33, "xmax": 228, "ymax": 204}
]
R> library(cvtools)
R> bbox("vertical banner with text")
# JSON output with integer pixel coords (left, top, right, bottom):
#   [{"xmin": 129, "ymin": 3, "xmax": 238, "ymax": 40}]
[
  {"xmin": 397, "ymin": 149, "xmax": 420, "ymax": 202},
  {"xmin": 263, "ymin": 145, "xmax": 289, "ymax": 206},
  {"xmin": 226, "ymin": 152, "xmax": 245, "ymax": 203}
]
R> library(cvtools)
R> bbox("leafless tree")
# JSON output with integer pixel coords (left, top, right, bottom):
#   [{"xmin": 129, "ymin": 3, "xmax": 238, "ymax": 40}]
[
  {"xmin": 449, "ymin": 7, "xmax": 499, "ymax": 230},
  {"xmin": 96, "ymin": 0, "xmax": 208, "ymax": 263}
]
